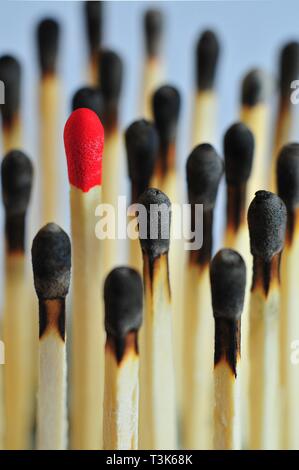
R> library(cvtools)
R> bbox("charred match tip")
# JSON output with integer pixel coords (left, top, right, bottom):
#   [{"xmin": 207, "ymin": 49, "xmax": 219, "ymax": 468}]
[
  {"xmin": 152, "ymin": 85, "xmax": 180, "ymax": 145},
  {"xmin": 85, "ymin": 0, "xmax": 102, "ymax": 54},
  {"xmin": 32, "ymin": 223, "xmax": 71, "ymax": 300},
  {"xmin": 279, "ymin": 41, "xmax": 299, "ymax": 98},
  {"xmin": 248, "ymin": 191, "xmax": 287, "ymax": 260},
  {"xmin": 37, "ymin": 18, "xmax": 60, "ymax": 76},
  {"xmin": 224, "ymin": 122, "xmax": 254, "ymax": 185},
  {"xmin": 277, "ymin": 143, "xmax": 299, "ymax": 210},
  {"xmin": 0, "ymin": 55, "xmax": 21, "ymax": 124},
  {"xmin": 144, "ymin": 9, "xmax": 163, "ymax": 58},
  {"xmin": 196, "ymin": 29, "xmax": 220, "ymax": 91},
  {"xmin": 210, "ymin": 249, "xmax": 246, "ymax": 320},
  {"xmin": 241, "ymin": 68, "xmax": 268, "ymax": 106},
  {"xmin": 138, "ymin": 188, "xmax": 171, "ymax": 258},
  {"xmin": 72, "ymin": 86, "xmax": 104, "ymax": 118},
  {"xmin": 64, "ymin": 108, "xmax": 104, "ymax": 191},
  {"xmin": 99, "ymin": 49, "xmax": 123, "ymax": 105},
  {"xmin": 186, "ymin": 143, "xmax": 223, "ymax": 209}
]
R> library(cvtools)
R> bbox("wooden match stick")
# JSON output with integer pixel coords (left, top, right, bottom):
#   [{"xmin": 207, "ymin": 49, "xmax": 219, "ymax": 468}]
[
  {"xmin": 0, "ymin": 56, "xmax": 21, "ymax": 153},
  {"xmin": 142, "ymin": 9, "xmax": 163, "ymax": 119},
  {"xmin": 64, "ymin": 108, "xmax": 105, "ymax": 449},
  {"xmin": 125, "ymin": 119, "xmax": 159, "ymax": 271},
  {"xmin": 192, "ymin": 30, "xmax": 220, "ymax": 147},
  {"xmin": 37, "ymin": 18, "xmax": 60, "ymax": 225},
  {"xmin": 248, "ymin": 190, "xmax": 287, "ymax": 450},
  {"xmin": 210, "ymin": 249, "xmax": 246, "ymax": 450},
  {"xmin": 277, "ymin": 143, "xmax": 299, "ymax": 449},
  {"xmin": 72, "ymin": 86, "xmax": 103, "ymax": 118},
  {"xmin": 103, "ymin": 267, "xmax": 143, "ymax": 450},
  {"xmin": 32, "ymin": 223, "xmax": 71, "ymax": 450},
  {"xmin": 1, "ymin": 150, "xmax": 33, "ymax": 449},
  {"xmin": 271, "ymin": 42, "xmax": 299, "ymax": 191},
  {"xmin": 85, "ymin": 0, "xmax": 102, "ymax": 85},
  {"xmin": 182, "ymin": 143, "xmax": 223, "ymax": 450},
  {"xmin": 138, "ymin": 188, "xmax": 177, "ymax": 449}
]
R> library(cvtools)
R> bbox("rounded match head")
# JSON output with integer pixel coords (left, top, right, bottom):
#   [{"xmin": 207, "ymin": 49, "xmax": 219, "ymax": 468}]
[
  {"xmin": 72, "ymin": 86, "xmax": 104, "ymax": 118},
  {"xmin": 210, "ymin": 249, "xmax": 246, "ymax": 320},
  {"xmin": 64, "ymin": 108, "xmax": 104, "ymax": 191},
  {"xmin": 186, "ymin": 143, "xmax": 224, "ymax": 209},
  {"xmin": 277, "ymin": 143, "xmax": 299, "ymax": 210},
  {"xmin": 1, "ymin": 150, "xmax": 33, "ymax": 216},
  {"xmin": 138, "ymin": 188, "xmax": 171, "ymax": 258},
  {"xmin": 99, "ymin": 50, "xmax": 123, "ymax": 105},
  {"xmin": 0, "ymin": 55, "xmax": 21, "ymax": 124},
  {"xmin": 85, "ymin": 0, "xmax": 102, "ymax": 54},
  {"xmin": 224, "ymin": 122, "xmax": 254, "ymax": 185},
  {"xmin": 144, "ymin": 9, "xmax": 163, "ymax": 58},
  {"xmin": 196, "ymin": 30, "xmax": 220, "ymax": 91},
  {"xmin": 104, "ymin": 267, "xmax": 143, "ymax": 338},
  {"xmin": 241, "ymin": 69, "xmax": 268, "ymax": 106},
  {"xmin": 248, "ymin": 190, "xmax": 287, "ymax": 260},
  {"xmin": 32, "ymin": 223, "xmax": 71, "ymax": 300},
  {"xmin": 37, "ymin": 18, "xmax": 60, "ymax": 75},
  {"xmin": 279, "ymin": 41, "xmax": 299, "ymax": 99},
  {"xmin": 152, "ymin": 85, "xmax": 180, "ymax": 145}
]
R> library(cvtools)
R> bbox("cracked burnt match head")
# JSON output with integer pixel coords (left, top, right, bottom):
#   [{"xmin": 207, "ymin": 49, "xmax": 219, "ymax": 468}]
[
  {"xmin": 99, "ymin": 50, "xmax": 123, "ymax": 106},
  {"xmin": 186, "ymin": 143, "xmax": 223, "ymax": 210},
  {"xmin": 241, "ymin": 69, "xmax": 268, "ymax": 107},
  {"xmin": 279, "ymin": 41, "xmax": 299, "ymax": 99},
  {"xmin": 32, "ymin": 223, "xmax": 71, "ymax": 300},
  {"xmin": 152, "ymin": 85, "xmax": 180, "ymax": 146},
  {"xmin": 277, "ymin": 143, "xmax": 299, "ymax": 211},
  {"xmin": 125, "ymin": 119, "xmax": 159, "ymax": 201},
  {"xmin": 85, "ymin": 1, "xmax": 102, "ymax": 55},
  {"xmin": 224, "ymin": 122, "xmax": 254, "ymax": 186},
  {"xmin": 37, "ymin": 18, "xmax": 60, "ymax": 76},
  {"xmin": 72, "ymin": 86, "xmax": 104, "ymax": 118},
  {"xmin": 0, "ymin": 55, "xmax": 21, "ymax": 126},
  {"xmin": 144, "ymin": 9, "xmax": 163, "ymax": 58},
  {"xmin": 196, "ymin": 30, "xmax": 220, "ymax": 91},
  {"xmin": 248, "ymin": 191, "xmax": 287, "ymax": 260}
]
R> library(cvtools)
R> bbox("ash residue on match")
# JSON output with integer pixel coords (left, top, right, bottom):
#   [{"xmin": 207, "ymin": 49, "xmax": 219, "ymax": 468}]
[
  {"xmin": 224, "ymin": 122, "xmax": 254, "ymax": 185},
  {"xmin": 144, "ymin": 9, "xmax": 163, "ymax": 58},
  {"xmin": 37, "ymin": 18, "xmax": 60, "ymax": 76},
  {"xmin": 152, "ymin": 85, "xmax": 180, "ymax": 148},
  {"xmin": 99, "ymin": 50, "xmax": 123, "ymax": 108},
  {"xmin": 241, "ymin": 69, "xmax": 268, "ymax": 107},
  {"xmin": 279, "ymin": 41, "xmax": 299, "ymax": 99},
  {"xmin": 196, "ymin": 30, "xmax": 220, "ymax": 91},
  {"xmin": 72, "ymin": 87, "xmax": 103, "ymax": 118},
  {"xmin": 277, "ymin": 143, "xmax": 299, "ymax": 210},
  {"xmin": 85, "ymin": 1, "xmax": 102, "ymax": 55},
  {"xmin": 0, "ymin": 55, "xmax": 21, "ymax": 126}
]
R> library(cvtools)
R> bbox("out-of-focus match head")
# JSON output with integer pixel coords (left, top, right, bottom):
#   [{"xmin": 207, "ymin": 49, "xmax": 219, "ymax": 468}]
[
  {"xmin": 224, "ymin": 122, "xmax": 254, "ymax": 186},
  {"xmin": 196, "ymin": 29, "xmax": 220, "ymax": 91},
  {"xmin": 85, "ymin": 0, "xmax": 102, "ymax": 55},
  {"xmin": 99, "ymin": 50, "xmax": 123, "ymax": 105},
  {"xmin": 0, "ymin": 55, "xmax": 21, "ymax": 125},
  {"xmin": 37, "ymin": 18, "xmax": 60, "ymax": 76},
  {"xmin": 72, "ymin": 86, "xmax": 104, "ymax": 118},
  {"xmin": 241, "ymin": 68, "xmax": 268, "ymax": 107},
  {"xmin": 279, "ymin": 41, "xmax": 299, "ymax": 100},
  {"xmin": 152, "ymin": 85, "xmax": 180, "ymax": 145},
  {"xmin": 277, "ymin": 142, "xmax": 299, "ymax": 210},
  {"xmin": 144, "ymin": 9, "xmax": 163, "ymax": 58}
]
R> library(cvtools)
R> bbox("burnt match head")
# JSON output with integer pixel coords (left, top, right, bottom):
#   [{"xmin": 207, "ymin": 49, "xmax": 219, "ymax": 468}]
[
  {"xmin": 277, "ymin": 143, "xmax": 299, "ymax": 210},
  {"xmin": 72, "ymin": 86, "xmax": 104, "ymax": 118},
  {"xmin": 0, "ymin": 55, "xmax": 21, "ymax": 125},
  {"xmin": 186, "ymin": 143, "xmax": 224, "ymax": 210},
  {"xmin": 241, "ymin": 69, "xmax": 267, "ymax": 107},
  {"xmin": 32, "ymin": 223, "xmax": 71, "ymax": 300},
  {"xmin": 224, "ymin": 122, "xmax": 254, "ymax": 185},
  {"xmin": 144, "ymin": 9, "xmax": 163, "ymax": 58},
  {"xmin": 85, "ymin": 1, "xmax": 102, "ymax": 55},
  {"xmin": 104, "ymin": 267, "xmax": 143, "ymax": 340},
  {"xmin": 99, "ymin": 50, "xmax": 123, "ymax": 105},
  {"xmin": 248, "ymin": 191, "xmax": 287, "ymax": 260},
  {"xmin": 152, "ymin": 85, "xmax": 180, "ymax": 146},
  {"xmin": 196, "ymin": 29, "xmax": 220, "ymax": 91},
  {"xmin": 279, "ymin": 41, "xmax": 299, "ymax": 99},
  {"xmin": 210, "ymin": 249, "xmax": 246, "ymax": 320},
  {"xmin": 138, "ymin": 188, "xmax": 171, "ymax": 259},
  {"xmin": 37, "ymin": 18, "xmax": 60, "ymax": 76}
]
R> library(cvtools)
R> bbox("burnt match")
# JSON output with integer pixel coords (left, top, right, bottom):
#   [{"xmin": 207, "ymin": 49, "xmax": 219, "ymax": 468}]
[
  {"xmin": 72, "ymin": 86, "xmax": 103, "ymax": 118},
  {"xmin": 85, "ymin": 0, "xmax": 102, "ymax": 85}
]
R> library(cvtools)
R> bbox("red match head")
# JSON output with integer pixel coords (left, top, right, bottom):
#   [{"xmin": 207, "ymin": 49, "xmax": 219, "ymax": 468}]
[{"xmin": 64, "ymin": 108, "xmax": 104, "ymax": 192}]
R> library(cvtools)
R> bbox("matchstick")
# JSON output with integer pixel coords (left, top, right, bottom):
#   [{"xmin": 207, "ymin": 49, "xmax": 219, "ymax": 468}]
[
  {"xmin": 32, "ymin": 223, "xmax": 71, "ymax": 450},
  {"xmin": 103, "ymin": 267, "xmax": 143, "ymax": 450},
  {"xmin": 248, "ymin": 190, "xmax": 287, "ymax": 450},
  {"xmin": 85, "ymin": 0, "xmax": 102, "ymax": 85},
  {"xmin": 0, "ymin": 55, "xmax": 21, "ymax": 152},
  {"xmin": 125, "ymin": 119, "xmax": 159, "ymax": 271},
  {"xmin": 64, "ymin": 108, "xmax": 105, "ymax": 449},
  {"xmin": 1, "ymin": 150, "xmax": 33, "ymax": 449},
  {"xmin": 142, "ymin": 9, "xmax": 163, "ymax": 119},
  {"xmin": 182, "ymin": 143, "xmax": 224, "ymax": 450},
  {"xmin": 72, "ymin": 86, "xmax": 103, "ymax": 118},
  {"xmin": 138, "ymin": 188, "xmax": 177, "ymax": 450},
  {"xmin": 277, "ymin": 143, "xmax": 299, "ymax": 449},
  {"xmin": 211, "ymin": 249, "xmax": 246, "ymax": 450},
  {"xmin": 192, "ymin": 30, "xmax": 220, "ymax": 147},
  {"xmin": 37, "ymin": 18, "xmax": 60, "ymax": 225}
]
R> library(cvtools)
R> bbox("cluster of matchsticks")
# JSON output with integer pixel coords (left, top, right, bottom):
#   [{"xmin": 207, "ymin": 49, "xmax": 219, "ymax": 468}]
[{"xmin": 0, "ymin": 1, "xmax": 299, "ymax": 451}]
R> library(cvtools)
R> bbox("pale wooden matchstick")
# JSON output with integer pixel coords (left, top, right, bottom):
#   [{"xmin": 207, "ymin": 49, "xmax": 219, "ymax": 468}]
[
  {"xmin": 103, "ymin": 267, "xmax": 143, "ymax": 450},
  {"xmin": 84, "ymin": 0, "xmax": 102, "ymax": 85}
]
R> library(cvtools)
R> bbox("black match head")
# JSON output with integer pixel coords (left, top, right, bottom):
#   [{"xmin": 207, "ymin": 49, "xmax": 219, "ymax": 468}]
[
  {"xmin": 1, "ymin": 150, "xmax": 33, "ymax": 216},
  {"xmin": 72, "ymin": 86, "xmax": 104, "ymax": 118},
  {"xmin": 248, "ymin": 191, "xmax": 287, "ymax": 260},
  {"xmin": 99, "ymin": 50, "xmax": 123, "ymax": 104},
  {"xmin": 104, "ymin": 267, "xmax": 143, "ymax": 339},
  {"xmin": 37, "ymin": 18, "xmax": 60, "ymax": 75},
  {"xmin": 138, "ymin": 188, "xmax": 171, "ymax": 258},
  {"xmin": 210, "ymin": 249, "xmax": 246, "ymax": 320},
  {"xmin": 0, "ymin": 55, "xmax": 21, "ymax": 125},
  {"xmin": 241, "ymin": 69, "xmax": 267, "ymax": 107},
  {"xmin": 85, "ymin": 1, "xmax": 102, "ymax": 54},
  {"xmin": 186, "ymin": 143, "xmax": 224, "ymax": 209},
  {"xmin": 277, "ymin": 143, "xmax": 299, "ymax": 210},
  {"xmin": 224, "ymin": 122, "xmax": 254, "ymax": 185},
  {"xmin": 144, "ymin": 9, "xmax": 163, "ymax": 58},
  {"xmin": 32, "ymin": 223, "xmax": 71, "ymax": 300},
  {"xmin": 152, "ymin": 85, "xmax": 180, "ymax": 145},
  {"xmin": 279, "ymin": 41, "xmax": 299, "ymax": 99},
  {"xmin": 196, "ymin": 29, "xmax": 220, "ymax": 91}
]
